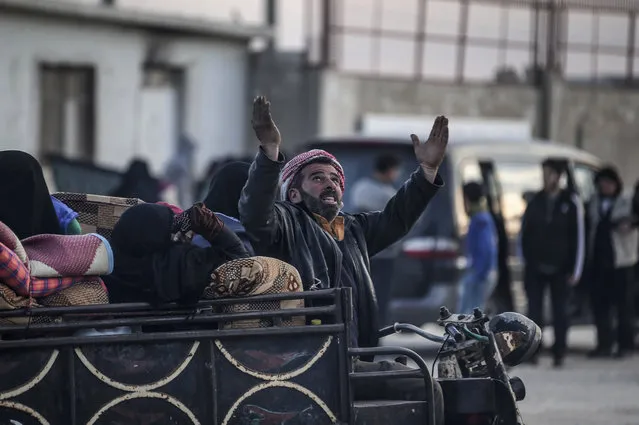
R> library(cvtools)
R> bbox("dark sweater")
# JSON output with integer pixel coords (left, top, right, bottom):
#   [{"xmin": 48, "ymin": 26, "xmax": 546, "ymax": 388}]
[{"xmin": 239, "ymin": 148, "xmax": 443, "ymax": 348}]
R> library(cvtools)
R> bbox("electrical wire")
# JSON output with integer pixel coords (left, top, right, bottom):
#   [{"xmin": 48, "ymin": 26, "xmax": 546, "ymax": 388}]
[
  {"xmin": 431, "ymin": 334, "xmax": 451, "ymax": 378},
  {"xmin": 462, "ymin": 325, "xmax": 489, "ymax": 343}
]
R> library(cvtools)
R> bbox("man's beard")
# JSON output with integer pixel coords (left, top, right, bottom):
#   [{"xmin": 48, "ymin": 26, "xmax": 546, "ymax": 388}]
[{"xmin": 301, "ymin": 188, "xmax": 341, "ymax": 222}]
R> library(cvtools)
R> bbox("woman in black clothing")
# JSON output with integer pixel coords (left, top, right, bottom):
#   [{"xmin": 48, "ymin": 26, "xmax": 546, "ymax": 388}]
[
  {"xmin": 110, "ymin": 159, "xmax": 163, "ymax": 203},
  {"xmin": 0, "ymin": 150, "xmax": 62, "ymax": 239},
  {"xmin": 106, "ymin": 202, "xmax": 248, "ymax": 304}
]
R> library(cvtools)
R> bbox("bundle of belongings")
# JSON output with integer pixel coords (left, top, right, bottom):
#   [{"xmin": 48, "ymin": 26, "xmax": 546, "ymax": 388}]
[
  {"xmin": 52, "ymin": 194, "xmax": 306, "ymax": 330},
  {"xmin": 109, "ymin": 201, "xmax": 306, "ymax": 330},
  {"xmin": 204, "ymin": 256, "xmax": 305, "ymax": 329},
  {"xmin": 51, "ymin": 192, "xmax": 145, "ymax": 240},
  {"xmin": 0, "ymin": 220, "xmax": 113, "ymax": 325}
]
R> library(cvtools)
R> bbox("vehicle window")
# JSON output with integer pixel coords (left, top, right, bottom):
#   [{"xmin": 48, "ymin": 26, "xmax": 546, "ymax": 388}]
[
  {"xmin": 306, "ymin": 142, "xmax": 455, "ymax": 238},
  {"xmin": 458, "ymin": 161, "xmax": 503, "ymax": 231},
  {"xmin": 493, "ymin": 161, "xmax": 543, "ymax": 235},
  {"xmin": 480, "ymin": 164, "xmax": 503, "ymax": 216},
  {"xmin": 573, "ymin": 163, "xmax": 597, "ymax": 202},
  {"xmin": 457, "ymin": 161, "xmax": 485, "ymax": 232},
  {"xmin": 461, "ymin": 161, "xmax": 482, "ymax": 182}
]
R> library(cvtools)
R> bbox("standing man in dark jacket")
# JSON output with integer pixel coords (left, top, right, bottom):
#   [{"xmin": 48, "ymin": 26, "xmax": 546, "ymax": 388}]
[
  {"xmin": 521, "ymin": 159, "xmax": 585, "ymax": 367},
  {"xmin": 240, "ymin": 97, "xmax": 447, "ymax": 422}
]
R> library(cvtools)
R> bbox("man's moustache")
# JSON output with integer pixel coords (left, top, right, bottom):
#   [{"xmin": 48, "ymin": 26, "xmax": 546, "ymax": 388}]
[{"xmin": 321, "ymin": 190, "xmax": 338, "ymax": 198}]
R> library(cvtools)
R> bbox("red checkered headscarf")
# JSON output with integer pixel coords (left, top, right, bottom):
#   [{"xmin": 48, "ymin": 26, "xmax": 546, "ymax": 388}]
[{"xmin": 279, "ymin": 149, "xmax": 345, "ymax": 201}]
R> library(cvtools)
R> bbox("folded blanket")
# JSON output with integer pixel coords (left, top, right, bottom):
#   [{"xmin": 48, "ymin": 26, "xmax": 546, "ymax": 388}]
[
  {"xmin": 0, "ymin": 280, "xmax": 108, "ymax": 325},
  {"xmin": 0, "ymin": 221, "xmax": 113, "ymax": 278},
  {"xmin": 0, "ymin": 242, "xmax": 91, "ymax": 296},
  {"xmin": 0, "ymin": 283, "xmax": 55, "ymax": 326}
]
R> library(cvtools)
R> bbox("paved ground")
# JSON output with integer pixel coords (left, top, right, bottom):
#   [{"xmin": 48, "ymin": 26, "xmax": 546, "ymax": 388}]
[
  {"xmin": 514, "ymin": 354, "xmax": 639, "ymax": 425},
  {"xmin": 381, "ymin": 325, "xmax": 639, "ymax": 424}
]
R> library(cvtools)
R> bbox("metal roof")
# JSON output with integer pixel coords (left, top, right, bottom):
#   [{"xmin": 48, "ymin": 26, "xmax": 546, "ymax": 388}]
[{"xmin": 0, "ymin": 0, "xmax": 270, "ymax": 41}]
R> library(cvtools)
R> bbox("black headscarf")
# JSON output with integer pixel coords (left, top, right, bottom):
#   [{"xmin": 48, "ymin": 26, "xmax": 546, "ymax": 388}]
[
  {"xmin": 107, "ymin": 203, "xmax": 247, "ymax": 304},
  {"xmin": 110, "ymin": 159, "xmax": 161, "ymax": 203},
  {"xmin": 203, "ymin": 161, "xmax": 250, "ymax": 219},
  {"xmin": 595, "ymin": 166, "xmax": 623, "ymax": 196},
  {"xmin": 0, "ymin": 151, "xmax": 62, "ymax": 239}
]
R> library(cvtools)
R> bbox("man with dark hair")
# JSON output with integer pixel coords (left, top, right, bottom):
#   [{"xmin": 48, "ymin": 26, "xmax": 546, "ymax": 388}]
[
  {"xmin": 587, "ymin": 166, "xmax": 637, "ymax": 358},
  {"xmin": 376, "ymin": 153, "xmax": 401, "ymax": 173},
  {"xmin": 352, "ymin": 153, "xmax": 402, "ymax": 213},
  {"xmin": 458, "ymin": 181, "xmax": 498, "ymax": 314},
  {"xmin": 240, "ymin": 97, "xmax": 447, "ymax": 422},
  {"xmin": 521, "ymin": 158, "xmax": 585, "ymax": 367}
]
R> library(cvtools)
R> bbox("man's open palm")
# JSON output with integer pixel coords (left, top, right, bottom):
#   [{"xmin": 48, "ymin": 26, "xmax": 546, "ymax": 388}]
[
  {"xmin": 410, "ymin": 116, "xmax": 449, "ymax": 172},
  {"xmin": 252, "ymin": 96, "xmax": 281, "ymax": 148}
]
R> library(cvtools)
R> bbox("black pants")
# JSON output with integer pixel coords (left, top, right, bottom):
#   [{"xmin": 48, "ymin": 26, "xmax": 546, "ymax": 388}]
[
  {"xmin": 525, "ymin": 270, "xmax": 569, "ymax": 359},
  {"xmin": 494, "ymin": 258, "xmax": 514, "ymax": 313},
  {"xmin": 591, "ymin": 266, "xmax": 635, "ymax": 352},
  {"xmin": 353, "ymin": 359, "xmax": 445, "ymax": 425},
  {"xmin": 370, "ymin": 257, "xmax": 394, "ymax": 325}
]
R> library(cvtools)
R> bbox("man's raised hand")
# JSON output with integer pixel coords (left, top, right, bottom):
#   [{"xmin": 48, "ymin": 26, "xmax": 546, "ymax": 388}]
[
  {"xmin": 410, "ymin": 116, "xmax": 449, "ymax": 183},
  {"xmin": 252, "ymin": 96, "xmax": 281, "ymax": 161}
]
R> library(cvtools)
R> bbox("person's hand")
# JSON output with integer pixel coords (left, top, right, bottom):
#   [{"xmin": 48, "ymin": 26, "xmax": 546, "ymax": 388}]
[
  {"xmin": 252, "ymin": 96, "xmax": 281, "ymax": 161},
  {"xmin": 189, "ymin": 203, "xmax": 223, "ymax": 241},
  {"xmin": 410, "ymin": 116, "xmax": 449, "ymax": 183},
  {"xmin": 567, "ymin": 275, "xmax": 579, "ymax": 286}
]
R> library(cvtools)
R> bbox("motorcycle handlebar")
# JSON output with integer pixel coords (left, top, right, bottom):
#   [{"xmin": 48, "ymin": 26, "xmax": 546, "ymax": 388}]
[{"xmin": 378, "ymin": 323, "xmax": 448, "ymax": 343}]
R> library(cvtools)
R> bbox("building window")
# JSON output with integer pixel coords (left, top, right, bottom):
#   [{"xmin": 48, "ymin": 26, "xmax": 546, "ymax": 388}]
[
  {"xmin": 316, "ymin": 0, "xmax": 639, "ymax": 85},
  {"xmin": 560, "ymin": 9, "xmax": 633, "ymax": 83},
  {"xmin": 39, "ymin": 65, "xmax": 96, "ymax": 162}
]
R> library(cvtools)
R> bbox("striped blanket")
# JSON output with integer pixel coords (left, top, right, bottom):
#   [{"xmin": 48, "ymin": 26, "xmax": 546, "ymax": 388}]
[{"xmin": 0, "ymin": 221, "xmax": 113, "ymax": 297}]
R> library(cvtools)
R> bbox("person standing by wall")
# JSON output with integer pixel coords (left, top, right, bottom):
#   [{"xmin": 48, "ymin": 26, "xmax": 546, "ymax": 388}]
[
  {"xmin": 351, "ymin": 154, "xmax": 402, "ymax": 324},
  {"xmin": 586, "ymin": 166, "xmax": 637, "ymax": 359},
  {"xmin": 521, "ymin": 159, "xmax": 585, "ymax": 367},
  {"xmin": 458, "ymin": 182, "xmax": 498, "ymax": 315}
]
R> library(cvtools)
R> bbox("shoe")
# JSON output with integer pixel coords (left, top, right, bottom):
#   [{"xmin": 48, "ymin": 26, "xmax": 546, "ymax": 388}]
[
  {"xmin": 553, "ymin": 357, "xmax": 564, "ymax": 368},
  {"xmin": 587, "ymin": 348, "xmax": 613, "ymax": 358}
]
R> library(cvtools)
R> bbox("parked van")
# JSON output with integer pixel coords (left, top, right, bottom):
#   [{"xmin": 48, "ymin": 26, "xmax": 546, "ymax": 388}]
[{"xmin": 306, "ymin": 136, "xmax": 601, "ymax": 326}]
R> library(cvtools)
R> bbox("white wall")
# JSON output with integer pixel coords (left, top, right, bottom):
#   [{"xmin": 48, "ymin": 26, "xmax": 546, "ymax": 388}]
[
  {"xmin": 0, "ymin": 12, "xmax": 248, "ymax": 176},
  {"xmin": 318, "ymin": 71, "xmax": 539, "ymax": 138}
]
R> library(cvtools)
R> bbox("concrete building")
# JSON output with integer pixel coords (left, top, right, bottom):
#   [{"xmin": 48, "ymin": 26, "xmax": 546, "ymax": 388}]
[
  {"xmin": 0, "ymin": 0, "xmax": 266, "ymax": 177},
  {"xmin": 314, "ymin": 72, "xmax": 639, "ymax": 186},
  {"xmin": 250, "ymin": 1, "xmax": 639, "ymax": 187}
]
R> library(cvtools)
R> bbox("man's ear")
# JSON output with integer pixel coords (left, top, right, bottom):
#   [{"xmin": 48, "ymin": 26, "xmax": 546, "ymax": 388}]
[{"xmin": 289, "ymin": 188, "xmax": 302, "ymax": 204}]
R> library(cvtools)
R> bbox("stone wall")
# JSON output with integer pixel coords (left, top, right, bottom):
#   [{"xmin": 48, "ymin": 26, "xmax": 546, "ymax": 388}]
[
  {"xmin": 250, "ymin": 57, "xmax": 639, "ymax": 185},
  {"xmin": 318, "ymin": 72, "xmax": 539, "ymax": 138},
  {"xmin": 552, "ymin": 83, "xmax": 639, "ymax": 186},
  {"xmin": 317, "ymin": 71, "xmax": 639, "ymax": 187}
]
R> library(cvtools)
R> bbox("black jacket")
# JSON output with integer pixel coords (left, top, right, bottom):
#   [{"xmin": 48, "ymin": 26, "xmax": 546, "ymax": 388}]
[
  {"xmin": 239, "ymin": 148, "xmax": 443, "ymax": 348},
  {"xmin": 521, "ymin": 189, "xmax": 585, "ymax": 279}
]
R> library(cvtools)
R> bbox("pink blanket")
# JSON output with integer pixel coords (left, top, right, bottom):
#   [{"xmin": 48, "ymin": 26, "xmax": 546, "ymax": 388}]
[{"xmin": 0, "ymin": 221, "xmax": 113, "ymax": 278}]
